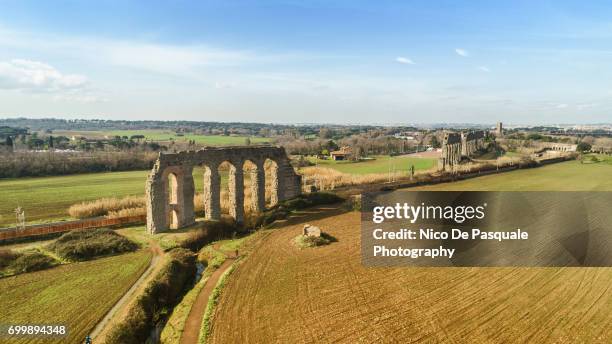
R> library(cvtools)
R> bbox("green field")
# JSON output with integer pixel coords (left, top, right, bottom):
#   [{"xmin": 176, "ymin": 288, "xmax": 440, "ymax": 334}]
[
  {"xmin": 413, "ymin": 155, "xmax": 612, "ymax": 191},
  {"xmin": 0, "ymin": 171, "xmax": 150, "ymax": 226},
  {"xmin": 306, "ymin": 155, "xmax": 436, "ymax": 175},
  {"xmin": 0, "ymin": 250, "xmax": 151, "ymax": 344},
  {"xmin": 0, "ymin": 168, "xmax": 234, "ymax": 227},
  {"xmin": 0, "ymin": 155, "xmax": 609, "ymax": 227},
  {"xmin": 53, "ymin": 129, "xmax": 271, "ymax": 146}
]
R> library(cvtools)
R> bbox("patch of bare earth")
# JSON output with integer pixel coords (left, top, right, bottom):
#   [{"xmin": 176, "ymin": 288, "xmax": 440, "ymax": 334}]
[{"xmin": 209, "ymin": 209, "xmax": 612, "ymax": 343}]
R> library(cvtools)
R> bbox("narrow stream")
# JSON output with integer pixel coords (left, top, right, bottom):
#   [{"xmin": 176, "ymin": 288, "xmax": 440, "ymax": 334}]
[{"xmin": 146, "ymin": 262, "xmax": 206, "ymax": 343}]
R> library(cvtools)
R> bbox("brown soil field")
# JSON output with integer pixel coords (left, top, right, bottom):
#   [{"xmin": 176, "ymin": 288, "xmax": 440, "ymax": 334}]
[{"xmin": 209, "ymin": 208, "xmax": 612, "ymax": 343}]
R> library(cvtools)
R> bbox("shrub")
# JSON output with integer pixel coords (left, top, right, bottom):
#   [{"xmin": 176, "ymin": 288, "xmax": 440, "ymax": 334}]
[
  {"xmin": 0, "ymin": 249, "xmax": 21, "ymax": 269},
  {"xmin": 105, "ymin": 248, "xmax": 196, "ymax": 344},
  {"xmin": 49, "ymin": 228, "xmax": 138, "ymax": 261},
  {"xmin": 181, "ymin": 220, "xmax": 238, "ymax": 252},
  {"xmin": 293, "ymin": 233, "xmax": 336, "ymax": 248},
  {"xmin": 9, "ymin": 252, "xmax": 56, "ymax": 273},
  {"xmin": 106, "ymin": 207, "xmax": 147, "ymax": 219},
  {"xmin": 68, "ymin": 195, "xmax": 146, "ymax": 218}
]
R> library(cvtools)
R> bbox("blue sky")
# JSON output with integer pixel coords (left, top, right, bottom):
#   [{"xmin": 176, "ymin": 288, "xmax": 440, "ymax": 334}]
[{"xmin": 0, "ymin": 0, "xmax": 611, "ymax": 124}]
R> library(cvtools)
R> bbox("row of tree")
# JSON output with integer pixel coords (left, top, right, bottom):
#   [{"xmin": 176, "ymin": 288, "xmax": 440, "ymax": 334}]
[{"xmin": 0, "ymin": 151, "xmax": 158, "ymax": 178}]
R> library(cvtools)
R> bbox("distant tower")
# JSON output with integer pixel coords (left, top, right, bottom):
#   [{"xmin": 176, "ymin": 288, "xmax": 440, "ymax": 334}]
[{"xmin": 496, "ymin": 122, "xmax": 503, "ymax": 137}]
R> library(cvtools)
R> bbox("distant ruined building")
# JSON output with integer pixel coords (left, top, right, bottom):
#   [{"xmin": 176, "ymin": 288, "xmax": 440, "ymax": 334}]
[
  {"xmin": 145, "ymin": 146, "xmax": 301, "ymax": 233},
  {"xmin": 438, "ymin": 130, "xmax": 486, "ymax": 171},
  {"xmin": 495, "ymin": 122, "xmax": 503, "ymax": 137},
  {"xmin": 534, "ymin": 142, "xmax": 577, "ymax": 152}
]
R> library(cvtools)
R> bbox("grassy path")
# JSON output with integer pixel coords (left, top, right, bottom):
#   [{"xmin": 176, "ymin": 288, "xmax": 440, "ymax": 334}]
[
  {"xmin": 90, "ymin": 240, "xmax": 165, "ymax": 342},
  {"xmin": 180, "ymin": 257, "xmax": 235, "ymax": 344}
]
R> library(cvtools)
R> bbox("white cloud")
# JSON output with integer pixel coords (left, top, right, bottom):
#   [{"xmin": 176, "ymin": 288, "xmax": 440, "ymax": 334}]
[
  {"xmin": 455, "ymin": 48, "xmax": 469, "ymax": 57},
  {"xmin": 0, "ymin": 58, "xmax": 107, "ymax": 103},
  {"xmin": 478, "ymin": 66, "xmax": 490, "ymax": 72},
  {"xmin": 0, "ymin": 59, "xmax": 88, "ymax": 91},
  {"xmin": 556, "ymin": 103, "xmax": 568, "ymax": 109},
  {"xmin": 395, "ymin": 56, "xmax": 415, "ymax": 65},
  {"xmin": 104, "ymin": 42, "xmax": 250, "ymax": 75},
  {"xmin": 214, "ymin": 81, "xmax": 234, "ymax": 89}
]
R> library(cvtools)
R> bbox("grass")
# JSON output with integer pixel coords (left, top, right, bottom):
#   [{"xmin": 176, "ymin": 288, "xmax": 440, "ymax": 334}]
[
  {"xmin": 304, "ymin": 155, "xmax": 436, "ymax": 175},
  {"xmin": 293, "ymin": 234, "xmax": 331, "ymax": 248},
  {"xmin": 0, "ymin": 170, "xmax": 150, "ymax": 226},
  {"xmin": 0, "ymin": 169, "xmax": 216, "ymax": 227},
  {"xmin": 53, "ymin": 129, "xmax": 271, "ymax": 146},
  {"xmin": 0, "ymin": 250, "xmax": 151, "ymax": 344},
  {"xmin": 199, "ymin": 265, "xmax": 235, "ymax": 344},
  {"xmin": 160, "ymin": 232, "xmax": 255, "ymax": 343},
  {"xmin": 160, "ymin": 273, "xmax": 211, "ymax": 343},
  {"xmin": 0, "ymin": 154, "xmax": 605, "ymax": 227},
  {"xmin": 412, "ymin": 156, "xmax": 612, "ymax": 191},
  {"xmin": 0, "ymin": 165, "xmax": 243, "ymax": 227}
]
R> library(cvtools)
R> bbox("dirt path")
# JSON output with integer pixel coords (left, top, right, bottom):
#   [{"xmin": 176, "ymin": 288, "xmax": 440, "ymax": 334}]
[
  {"xmin": 180, "ymin": 245, "xmax": 237, "ymax": 344},
  {"xmin": 90, "ymin": 240, "xmax": 165, "ymax": 341}
]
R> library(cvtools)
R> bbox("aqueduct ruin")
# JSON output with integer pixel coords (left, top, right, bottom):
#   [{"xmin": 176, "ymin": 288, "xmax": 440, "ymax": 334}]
[
  {"xmin": 145, "ymin": 146, "xmax": 302, "ymax": 234},
  {"xmin": 438, "ymin": 130, "xmax": 486, "ymax": 171}
]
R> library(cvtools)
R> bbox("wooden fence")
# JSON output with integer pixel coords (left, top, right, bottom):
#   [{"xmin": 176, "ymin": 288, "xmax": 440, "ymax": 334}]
[{"xmin": 0, "ymin": 215, "xmax": 146, "ymax": 243}]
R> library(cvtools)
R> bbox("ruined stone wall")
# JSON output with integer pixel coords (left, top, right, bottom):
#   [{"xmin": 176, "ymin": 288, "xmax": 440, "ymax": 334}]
[
  {"xmin": 461, "ymin": 131, "xmax": 486, "ymax": 157},
  {"xmin": 438, "ymin": 132, "xmax": 462, "ymax": 171},
  {"xmin": 439, "ymin": 131, "xmax": 486, "ymax": 171},
  {"xmin": 534, "ymin": 142, "xmax": 577, "ymax": 152},
  {"xmin": 146, "ymin": 145, "xmax": 301, "ymax": 233}
]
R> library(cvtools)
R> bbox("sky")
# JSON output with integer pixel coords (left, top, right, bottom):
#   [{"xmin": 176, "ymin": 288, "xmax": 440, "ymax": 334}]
[{"xmin": 0, "ymin": 0, "xmax": 611, "ymax": 124}]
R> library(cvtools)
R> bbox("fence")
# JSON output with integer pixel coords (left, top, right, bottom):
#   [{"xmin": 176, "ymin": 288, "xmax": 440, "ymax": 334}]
[{"xmin": 0, "ymin": 215, "xmax": 146, "ymax": 243}]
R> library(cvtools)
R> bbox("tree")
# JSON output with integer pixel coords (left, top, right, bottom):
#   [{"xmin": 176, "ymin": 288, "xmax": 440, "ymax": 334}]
[
  {"xmin": 244, "ymin": 137, "xmax": 251, "ymax": 146},
  {"xmin": 319, "ymin": 127, "xmax": 332, "ymax": 139},
  {"xmin": 48, "ymin": 135, "xmax": 54, "ymax": 148},
  {"xmin": 576, "ymin": 142, "xmax": 592, "ymax": 152},
  {"xmin": 430, "ymin": 136, "xmax": 441, "ymax": 148},
  {"xmin": 130, "ymin": 135, "xmax": 145, "ymax": 142}
]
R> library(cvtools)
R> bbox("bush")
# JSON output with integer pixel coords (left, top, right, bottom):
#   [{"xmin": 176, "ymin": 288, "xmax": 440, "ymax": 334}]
[
  {"xmin": 49, "ymin": 228, "xmax": 138, "ymax": 261},
  {"xmin": 106, "ymin": 207, "xmax": 147, "ymax": 219},
  {"xmin": 9, "ymin": 252, "xmax": 56, "ymax": 273},
  {"xmin": 293, "ymin": 233, "xmax": 335, "ymax": 248},
  {"xmin": 105, "ymin": 248, "xmax": 196, "ymax": 344},
  {"xmin": 0, "ymin": 249, "xmax": 21, "ymax": 269},
  {"xmin": 68, "ymin": 195, "xmax": 146, "ymax": 219},
  {"xmin": 180, "ymin": 220, "xmax": 238, "ymax": 252}
]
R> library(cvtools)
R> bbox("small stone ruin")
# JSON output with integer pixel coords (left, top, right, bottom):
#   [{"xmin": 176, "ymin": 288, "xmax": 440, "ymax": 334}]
[{"xmin": 302, "ymin": 224, "xmax": 321, "ymax": 237}]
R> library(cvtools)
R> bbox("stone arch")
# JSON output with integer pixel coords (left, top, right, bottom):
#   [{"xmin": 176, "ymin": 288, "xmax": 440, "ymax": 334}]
[
  {"xmin": 146, "ymin": 163, "xmax": 195, "ymax": 232},
  {"xmin": 225, "ymin": 159, "xmax": 245, "ymax": 223},
  {"xmin": 202, "ymin": 162, "xmax": 221, "ymax": 221},
  {"xmin": 146, "ymin": 146, "xmax": 301, "ymax": 233},
  {"xmin": 243, "ymin": 159, "xmax": 265, "ymax": 213},
  {"xmin": 265, "ymin": 158, "xmax": 281, "ymax": 207},
  {"xmin": 166, "ymin": 172, "xmax": 179, "ymax": 229}
]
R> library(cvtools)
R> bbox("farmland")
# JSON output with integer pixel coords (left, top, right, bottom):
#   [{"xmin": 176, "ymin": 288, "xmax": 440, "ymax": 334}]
[
  {"xmin": 209, "ymin": 158, "xmax": 612, "ymax": 343},
  {"xmin": 0, "ymin": 169, "xmax": 212, "ymax": 227},
  {"xmin": 412, "ymin": 156, "xmax": 612, "ymax": 191},
  {"xmin": 0, "ymin": 250, "xmax": 151, "ymax": 344},
  {"xmin": 305, "ymin": 155, "xmax": 436, "ymax": 174},
  {"xmin": 52, "ymin": 129, "xmax": 271, "ymax": 146},
  {"xmin": 210, "ymin": 209, "xmax": 612, "ymax": 343},
  {"xmin": 0, "ymin": 171, "xmax": 150, "ymax": 226},
  {"xmin": 0, "ymin": 154, "xmax": 436, "ymax": 227}
]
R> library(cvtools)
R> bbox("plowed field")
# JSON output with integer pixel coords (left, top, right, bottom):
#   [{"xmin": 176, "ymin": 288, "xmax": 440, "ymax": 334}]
[{"xmin": 210, "ymin": 209, "xmax": 611, "ymax": 343}]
